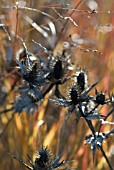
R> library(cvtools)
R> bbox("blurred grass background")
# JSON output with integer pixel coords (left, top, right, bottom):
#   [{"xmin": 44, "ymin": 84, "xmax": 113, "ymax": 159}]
[{"xmin": 0, "ymin": 0, "xmax": 114, "ymax": 169}]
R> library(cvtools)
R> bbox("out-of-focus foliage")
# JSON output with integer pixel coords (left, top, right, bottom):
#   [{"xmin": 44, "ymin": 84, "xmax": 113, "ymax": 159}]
[{"xmin": 0, "ymin": 0, "xmax": 114, "ymax": 170}]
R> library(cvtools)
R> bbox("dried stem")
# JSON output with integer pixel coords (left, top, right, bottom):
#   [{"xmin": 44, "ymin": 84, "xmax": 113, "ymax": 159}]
[{"xmin": 100, "ymin": 146, "xmax": 113, "ymax": 170}]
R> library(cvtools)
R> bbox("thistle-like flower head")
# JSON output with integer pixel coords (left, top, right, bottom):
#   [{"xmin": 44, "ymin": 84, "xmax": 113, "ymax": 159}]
[
  {"xmin": 75, "ymin": 69, "xmax": 88, "ymax": 92},
  {"xmin": 68, "ymin": 85, "xmax": 79, "ymax": 105},
  {"xmin": 95, "ymin": 89, "xmax": 106, "ymax": 105},
  {"xmin": 16, "ymin": 57, "xmax": 46, "ymax": 87},
  {"xmin": 46, "ymin": 56, "xmax": 64, "ymax": 84},
  {"xmin": 13, "ymin": 146, "xmax": 73, "ymax": 170}
]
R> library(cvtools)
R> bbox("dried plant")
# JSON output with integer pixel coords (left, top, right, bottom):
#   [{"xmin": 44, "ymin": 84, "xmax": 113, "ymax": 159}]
[{"xmin": 0, "ymin": 0, "xmax": 114, "ymax": 170}]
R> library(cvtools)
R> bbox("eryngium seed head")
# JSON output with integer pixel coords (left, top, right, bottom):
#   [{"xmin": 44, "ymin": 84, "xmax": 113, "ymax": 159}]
[
  {"xmin": 53, "ymin": 60, "xmax": 63, "ymax": 80},
  {"xmin": 69, "ymin": 86, "xmax": 78, "ymax": 105},
  {"xmin": 96, "ymin": 93, "xmax": 105, "ymax": 105},
  {"xmin": 13, "ymin": 146, "xmax": 73, "ymax": 170},
  {"xmin": 75, "ymin": 69, "xmax": 88, "ymax": 91},
  {"xmin": 77, "ymin": 72, "xmax": 85, "ymax": 91},
  {"xmin": 35, "ymin": 147, "xmax": 50, "ymax": 168}
]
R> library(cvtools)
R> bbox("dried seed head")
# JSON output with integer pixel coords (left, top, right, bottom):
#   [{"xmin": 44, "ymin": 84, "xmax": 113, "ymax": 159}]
[
  {"xmin": 69, "ymin": 85, "xmax": 79, "ymax": 105},
  {"xmin": 77, "ymin": 72, "xmax": 85, "ymax": 91},
  {"xmin": 53, "ymin": 59, "xmax": 63, "ymax": 80},
  {"xmin": 13, "ymin": 146, "xmax": 73, "ymax": 170},
  {"xmin": 96, "ymin": 93, "xmax": 105, "ymax": 105},
  {"xmin": 34, "ymin": 147, "xmax": 51, "ymax": 169},
  {"xmin": 75, "ymin": 69, "xmax": 88, "ymax": 91},
  {"xmin": 95, "ymin": 90, "xmax": 106, "ymax": 105}
]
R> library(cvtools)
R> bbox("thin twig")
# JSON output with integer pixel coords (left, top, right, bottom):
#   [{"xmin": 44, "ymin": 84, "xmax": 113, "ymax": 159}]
[
  {"xmin": 54, "ymin": 0, "xmax": 82, "ymax": 49},
  {"xmin": 98, "ymin": 108, "xmax": 114, "ymax": 132},
  {"xmin": 52, "ymin": 7, "xmax": 78, "ymax": 27},
  {"xmin": 32, "ymin": 39, "xmax": 48, "ymax": 52}
]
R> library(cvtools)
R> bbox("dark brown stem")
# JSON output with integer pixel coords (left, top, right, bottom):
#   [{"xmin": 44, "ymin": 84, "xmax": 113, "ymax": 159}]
[
  {"xmin": 42, "ymin": 83, "xmax": 54, "ymax": 98},
  {"xmin": 78, "ymin": 105, "xmax": 95, "ymax": 136},
  {"xmin": 100, "ymin": 146, "xmax": 113, "ymax": 170}
]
